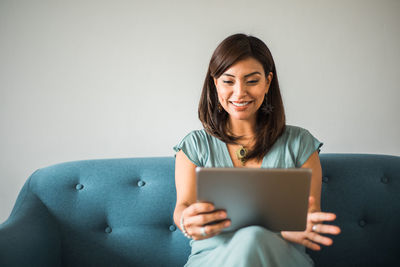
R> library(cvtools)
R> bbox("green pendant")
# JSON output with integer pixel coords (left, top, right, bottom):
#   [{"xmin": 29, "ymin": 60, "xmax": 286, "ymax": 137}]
[{"xmin": 236, "ymin": 146, "xmax": 248, "ymax": 166}]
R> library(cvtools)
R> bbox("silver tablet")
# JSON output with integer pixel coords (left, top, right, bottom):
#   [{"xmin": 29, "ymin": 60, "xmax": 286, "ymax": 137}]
[{"xmin": 196, "ymin": 167, "xmax": 312, "ymax": 232}]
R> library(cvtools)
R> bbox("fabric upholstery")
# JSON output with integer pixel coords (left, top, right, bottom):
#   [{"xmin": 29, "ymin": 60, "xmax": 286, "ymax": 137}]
[
  {"xmin": 307, "ymin": 154, "xmax": 400, "ymax": 266},
  {"xmin": 0, "ymin": 154, "xmax": 399, "ymax": 267}
]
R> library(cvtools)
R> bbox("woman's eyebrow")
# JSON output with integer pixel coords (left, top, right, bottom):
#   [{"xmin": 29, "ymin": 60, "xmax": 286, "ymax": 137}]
[{"xmin": 222, "ymin": 71, "xmax": 262, "ymax": 78}]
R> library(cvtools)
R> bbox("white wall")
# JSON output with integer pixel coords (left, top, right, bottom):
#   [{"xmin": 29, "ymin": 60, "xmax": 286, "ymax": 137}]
[{"xmin": 1, "ymin": 0, "xmax": 399, "ymax": 223}]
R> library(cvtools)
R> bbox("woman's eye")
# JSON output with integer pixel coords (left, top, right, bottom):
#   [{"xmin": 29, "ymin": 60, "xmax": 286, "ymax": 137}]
[
  {"xmin": 247, "ymin": 80, "xmax": 259, "ymax": 84},
  {"xmin": 223, "ymin": 81, "xmax": 233, "ymax": 84}
]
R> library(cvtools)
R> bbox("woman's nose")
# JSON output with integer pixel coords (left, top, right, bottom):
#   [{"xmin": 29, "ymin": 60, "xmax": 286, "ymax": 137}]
[{"xmin": 233, "ymin": 81, "xmax": 247, "ymax": 96}]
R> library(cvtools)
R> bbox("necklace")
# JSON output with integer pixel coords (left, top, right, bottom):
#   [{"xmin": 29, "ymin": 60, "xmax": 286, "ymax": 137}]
[{"xmin": 235, "ymin": 145, "xmax": 248, "ymax": 166}]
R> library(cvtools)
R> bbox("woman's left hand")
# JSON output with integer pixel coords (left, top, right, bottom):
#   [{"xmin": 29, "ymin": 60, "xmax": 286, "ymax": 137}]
[{"xmin": 281, "ymin": 196, "xmax": 341, "ymax": 251}]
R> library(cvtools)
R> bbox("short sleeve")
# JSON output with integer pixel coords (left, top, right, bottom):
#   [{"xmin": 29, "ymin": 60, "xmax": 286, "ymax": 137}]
[
  {"xmin": 173, "ymin": 130, "xmax": 208, "ymax": 167},
  {"xmin": 295, "ymin": 128, "xmax": 323, "ymax": 167}
]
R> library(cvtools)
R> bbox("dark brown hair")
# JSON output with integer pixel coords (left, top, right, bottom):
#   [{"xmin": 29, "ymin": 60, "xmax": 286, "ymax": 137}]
[{"xmin": 198, "ymin": 33, "xmax": 286, "ymax": 161}]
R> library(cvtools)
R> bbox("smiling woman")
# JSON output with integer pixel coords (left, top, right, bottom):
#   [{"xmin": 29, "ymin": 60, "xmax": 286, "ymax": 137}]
[
  {"xmin": 213, "ymin": 58, "xmax": 272, "ymax": 125},
  {"xmin": 173, "ymin": 33, "xmax": 341, "ymax": 267},
  {"xmin": 198, "ymin": 34, "xmax": 286, "ymax": 165}
]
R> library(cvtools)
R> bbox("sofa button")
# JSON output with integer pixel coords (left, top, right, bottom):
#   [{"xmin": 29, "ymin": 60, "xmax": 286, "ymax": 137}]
[
  {"xmin": 105, "ymin": 226, "xmax": 112, "ymax": 234},
  {"xmin": 322, "ymin": 177, "xmax": 329, "ymax": 183},
  {"xmin": 137, "ymin": 180, "xmax": 146, "ymax": 187},
  {"xmin": 169, "ymin": 225, "xmax": 177, "ymax": 232},
  {"xmin": 359, "ymin": 220, "xmax": 366, "ymax": 227},
  {"xmin": 75, "ymin": 184, "xmax": 84, "ymax": 190},
  {"xmin": 381, "ymin": 176, "xmax": 389, "ymax": 184}
]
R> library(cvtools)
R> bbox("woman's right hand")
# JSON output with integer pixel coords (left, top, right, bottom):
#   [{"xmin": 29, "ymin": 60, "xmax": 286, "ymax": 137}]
[{"xmin": 180, "ymin": 202, "xmax": 231, "ymax": 240}]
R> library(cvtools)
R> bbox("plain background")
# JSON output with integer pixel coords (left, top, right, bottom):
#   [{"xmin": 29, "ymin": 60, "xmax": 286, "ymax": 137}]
[{"xmin": 1, "ymin": 0, "xmax": 399, "ymax": 223}]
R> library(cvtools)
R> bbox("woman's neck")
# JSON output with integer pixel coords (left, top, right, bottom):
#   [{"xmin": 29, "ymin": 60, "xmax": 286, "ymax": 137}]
[{"xmin": 228, "ymin": 118, "xmax": 256, "ymax": 144}]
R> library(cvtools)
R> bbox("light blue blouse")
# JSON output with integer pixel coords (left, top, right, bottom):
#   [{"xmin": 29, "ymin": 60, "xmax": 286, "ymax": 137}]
[
  {"xmin": 173, "ymin": 125, "xmax": 322, "ymax": 266},
  {"xmin": 173, "ymin": 125, "xmax": 322, "ymax": 169}
]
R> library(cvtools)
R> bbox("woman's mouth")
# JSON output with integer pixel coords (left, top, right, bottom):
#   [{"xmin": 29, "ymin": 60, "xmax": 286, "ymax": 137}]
[{"xmin": 230, "ymin": 101, "xmax": 253, "ymax": 107}]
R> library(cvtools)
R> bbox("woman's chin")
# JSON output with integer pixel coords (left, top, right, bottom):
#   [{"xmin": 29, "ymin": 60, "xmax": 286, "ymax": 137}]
[{"xmin": 228, "ymin": 112, "xmax": 256, "ymax": 122}]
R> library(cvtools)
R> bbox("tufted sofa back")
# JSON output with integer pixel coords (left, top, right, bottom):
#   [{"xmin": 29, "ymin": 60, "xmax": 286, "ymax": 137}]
[
  {"xmin": 308, "ymin": 154, "xmax": 400, "ymax": 266},
  {"xmin": 2, "ymin": 154, "xmax": 399, "ymax": 267},
  {"xmin": 25, "ymin": 157, "xmax": 190, "ymax": 266}
]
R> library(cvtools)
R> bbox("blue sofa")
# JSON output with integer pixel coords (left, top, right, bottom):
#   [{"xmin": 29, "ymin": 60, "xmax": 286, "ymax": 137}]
[{"xmin": 0, "ymin": 154, "xmax": 399, "ymax": 267}]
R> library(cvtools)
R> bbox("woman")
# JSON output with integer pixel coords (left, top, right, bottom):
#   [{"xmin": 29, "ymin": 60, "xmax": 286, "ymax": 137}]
[{"xmin": 173, "ymin": 33, "xmax": 341, "ymax": 266}]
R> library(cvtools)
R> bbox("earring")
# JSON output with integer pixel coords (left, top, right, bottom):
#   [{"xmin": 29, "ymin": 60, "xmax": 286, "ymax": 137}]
[
  {"xmin": 218, "ymin": 103, "xmax": 223, "ymax": 113},
  {"xmin": 261, "ymin": 95, "xmax": 274, "ymax": 114}
]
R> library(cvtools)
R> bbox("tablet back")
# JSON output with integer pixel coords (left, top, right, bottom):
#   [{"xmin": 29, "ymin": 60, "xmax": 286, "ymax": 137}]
[{"xmin": 196, "ymin": 167, "xmax": 311, "ymax": 232}]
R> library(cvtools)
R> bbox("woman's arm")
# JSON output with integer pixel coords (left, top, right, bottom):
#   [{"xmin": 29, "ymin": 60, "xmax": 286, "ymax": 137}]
[
  {"xmin": 173, "ymin": 150, "xmax": 197, "ymax": 227},
  {"xmin": 281, "ymin": 151, "xmax": 341, "ymax": 250},
  {"xmin": 173, "ymin": 150, "xmax": 231, "ymax": 240},
  {"xmin": 304, "ymin": 150, "xmax": 322, "ymax": 213}
]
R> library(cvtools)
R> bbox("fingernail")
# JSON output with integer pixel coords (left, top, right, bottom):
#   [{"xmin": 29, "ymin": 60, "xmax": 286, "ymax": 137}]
[
  {"xmin": 224, "ymin": 221, "xmax": 231, "ymax": 227},
  {"xmin": 219, "ymin": 212, "xmax": 226, "ymax": 218}
]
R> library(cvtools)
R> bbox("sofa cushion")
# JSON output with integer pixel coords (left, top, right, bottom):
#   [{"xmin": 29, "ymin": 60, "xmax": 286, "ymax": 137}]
[
  {"xmin": 307, "ymin": 154, "xmax": 400, "ymax": 266},
  {"xmin": 28, "ymin": 157, "xmax": 190, "ymax": 267}
]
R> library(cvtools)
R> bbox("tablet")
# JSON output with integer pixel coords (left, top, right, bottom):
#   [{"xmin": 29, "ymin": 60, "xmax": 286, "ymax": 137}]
[{"xmin": 196, "ymin": 167, "xmax": 311, "ymax": 232}]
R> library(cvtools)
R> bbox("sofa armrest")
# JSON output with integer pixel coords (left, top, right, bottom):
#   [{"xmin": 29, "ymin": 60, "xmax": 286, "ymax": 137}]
[{"xmin": 0, "ymin": 174, "xmax": 61, "ymax": 267}]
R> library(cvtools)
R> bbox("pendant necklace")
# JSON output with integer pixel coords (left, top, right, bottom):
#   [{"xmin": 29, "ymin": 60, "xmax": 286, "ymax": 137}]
[{"xmin": 235, "ymin": 145, "xmax": 248, "ymax": 166}]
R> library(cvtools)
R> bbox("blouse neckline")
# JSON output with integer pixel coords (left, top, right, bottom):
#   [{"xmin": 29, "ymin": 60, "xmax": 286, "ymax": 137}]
[{"xmin": 212, "ymin": 134, "xmax": 267, "ymax": 168}]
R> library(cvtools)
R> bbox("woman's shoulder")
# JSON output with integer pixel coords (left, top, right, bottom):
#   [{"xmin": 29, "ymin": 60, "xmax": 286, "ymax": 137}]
[
  {"xmin": 173, "ymin": 129, "xmax": 211, "ymax": 167},
  {"xmin": 283, "ymin": 125, "xmax": 311, "ymax": 136},
  {"xmin": 278, "ymin": 125, "xmax": 321, "ymax": 151},
  {"xmin": 174, "ymin": 129, "xmax": 211, "ymax": 153},
  {"xmin": 278, "ymin": 125, "xmax": 310, "ymax": 142},
  {"xmin": 279, "ymin": 125, "xmax": 323, "ymax": 166},
  {"xmin": 179, "ymin": 129, "xmax": 209, "ymax": 142}
]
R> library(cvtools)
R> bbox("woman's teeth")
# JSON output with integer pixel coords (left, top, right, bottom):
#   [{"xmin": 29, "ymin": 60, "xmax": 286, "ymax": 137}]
[{"xmin": 231, "ymin": 101, "xmax": 251, "ymax": 107}]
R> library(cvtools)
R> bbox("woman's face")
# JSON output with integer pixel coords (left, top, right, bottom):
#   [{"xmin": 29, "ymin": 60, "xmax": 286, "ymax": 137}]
[{"xmin": 213, "ymin": 57, "xmax": 273, "ymax": 123}]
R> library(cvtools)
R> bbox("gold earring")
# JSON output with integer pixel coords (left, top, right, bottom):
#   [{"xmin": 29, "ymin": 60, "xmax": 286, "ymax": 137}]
[{"xmin": 218, "ymin": 103, "xmax": 223, "ymax": 113}]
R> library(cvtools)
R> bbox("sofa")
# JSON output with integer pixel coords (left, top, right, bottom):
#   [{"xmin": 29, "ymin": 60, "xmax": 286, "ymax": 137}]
[{"xmin": 0, "ymin": 154, "xmax": 399, "ymax": 267}]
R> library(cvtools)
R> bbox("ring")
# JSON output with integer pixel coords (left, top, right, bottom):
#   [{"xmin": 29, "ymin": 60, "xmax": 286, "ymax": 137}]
[
  {"xmin": 200, "ymin": 226, "xmax": 207, "ymax": 237},
  {"xmin": 312, "ymin": 224, "xmax": 318, "ymax": 232}
]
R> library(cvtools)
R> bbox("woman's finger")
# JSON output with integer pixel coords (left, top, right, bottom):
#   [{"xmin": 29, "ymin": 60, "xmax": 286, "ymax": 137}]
[
  {"xmin": 308, "ymin": 212, "xmax": 337, "ymax": 223},
  {"xmin": 301, "ymin": 238, "xmax": 321, "ymax": 251},
  {"xmin": 191, "ymin": 220, "xmax": 231, "ymax": 240},
  {"xmin": 312, "ymin": 223, "xmax": 341, "ymax": 235},
  {"xmin": 308, "ymin": 232, "xmax": 333, "ymax": 246},
  {"xmin": 184, "ymin": 210, "xmax": 227, "ymax": 227},
  {"xmin": 205, "ymin": 219, "xmax": 231, "ymax": 234},
  {"xmin": 184, "ymin": 202, "xmax": 215, "ymax": 217},
  {"xmin": 308, "ymin": 196, "xmax": 315, "ymax": 210}
]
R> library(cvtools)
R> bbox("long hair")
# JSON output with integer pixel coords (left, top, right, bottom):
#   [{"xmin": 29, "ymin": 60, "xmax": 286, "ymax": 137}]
[{"xmin": 198, "ymin": 33, "xmax": 286, "ymax": 161}]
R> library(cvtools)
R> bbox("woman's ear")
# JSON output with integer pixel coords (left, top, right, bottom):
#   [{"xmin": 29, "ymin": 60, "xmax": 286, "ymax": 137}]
[
  {"xmin": 213, "ymin": 77, "xmax": 218, "ymax": 87},
  {"xmin": 267, "ymin": 72, "xmax": 273, "ymax": 85},
  {"xmin": 265, "ymin": 72, "xmax": 273, "ymax": 94}
]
